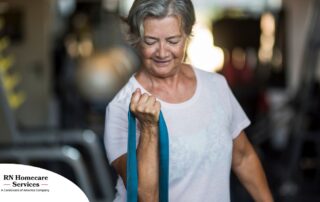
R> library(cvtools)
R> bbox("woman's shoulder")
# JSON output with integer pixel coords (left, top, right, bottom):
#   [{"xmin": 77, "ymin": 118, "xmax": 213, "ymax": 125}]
[{"xmin": 193, "ymin": 67, "xmax": 228, "ymax": 86}]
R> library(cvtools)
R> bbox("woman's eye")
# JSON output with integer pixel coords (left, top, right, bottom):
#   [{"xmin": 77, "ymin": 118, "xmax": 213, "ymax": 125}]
[
  {"xmin": 144, "ymin": 39, "xmax": 156, "ymax": 45},
  {"xmin": 168, "ymin": 39, "xmax": 180, "ymax": 45}
]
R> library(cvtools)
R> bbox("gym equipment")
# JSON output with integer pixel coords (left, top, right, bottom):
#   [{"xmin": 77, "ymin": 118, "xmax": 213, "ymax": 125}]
[{"xmin": 0, "ymin": 73, "xmax": 115, "ymax": 202}]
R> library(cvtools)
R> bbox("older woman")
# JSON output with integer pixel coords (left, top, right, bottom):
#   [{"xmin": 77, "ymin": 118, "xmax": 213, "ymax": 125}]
[{"xmin": 104, "ymin": 0, "xmax": 273, "ymax": 201}]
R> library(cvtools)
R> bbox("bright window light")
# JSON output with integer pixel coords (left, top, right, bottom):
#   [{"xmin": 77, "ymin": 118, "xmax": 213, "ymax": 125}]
[
  {"xmin": 187, "ymin": 24, "xmax": 224, "ymax": 72},
  {"xmin": 119, "ymin": 0, "xmax": 134, "ymax": 16}
]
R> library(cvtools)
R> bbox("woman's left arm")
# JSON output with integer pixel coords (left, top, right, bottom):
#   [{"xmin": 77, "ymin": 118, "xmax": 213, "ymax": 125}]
[{"xmin": 232, "ymin": 131, "xmax": 274, "ymax": 202}]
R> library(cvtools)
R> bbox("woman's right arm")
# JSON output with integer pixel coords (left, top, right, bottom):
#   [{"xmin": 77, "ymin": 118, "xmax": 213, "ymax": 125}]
[{"xmin": 112, "ymin": 88, "xmax": 161, "ymax": 202}]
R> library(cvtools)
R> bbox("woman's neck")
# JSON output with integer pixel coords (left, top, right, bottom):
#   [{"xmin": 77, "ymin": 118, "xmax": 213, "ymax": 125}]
[{"xmin": 134, "ymin": 64, "xmax": 196, "ymax": 103}]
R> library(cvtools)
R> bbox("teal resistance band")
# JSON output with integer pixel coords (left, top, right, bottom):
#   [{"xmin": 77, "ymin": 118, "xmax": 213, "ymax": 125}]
[{"xmin": 127, "ymin": 110, "xmax": 169, "ymax": 202}]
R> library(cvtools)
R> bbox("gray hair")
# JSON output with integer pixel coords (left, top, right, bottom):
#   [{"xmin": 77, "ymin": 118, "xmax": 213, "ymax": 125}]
[{"xmin": 126, "ymin": 0, "xmax": 195, "ymax": 47}]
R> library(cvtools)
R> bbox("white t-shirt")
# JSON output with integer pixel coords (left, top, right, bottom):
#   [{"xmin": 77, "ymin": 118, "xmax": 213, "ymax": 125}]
[{"xmin": 104, "ymin": 67, "xmax": 250, "ymax": 202}]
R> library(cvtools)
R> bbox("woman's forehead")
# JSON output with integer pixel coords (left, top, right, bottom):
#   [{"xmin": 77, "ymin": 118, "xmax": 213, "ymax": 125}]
[{"xmin": 143, "ymin": 15, "xmax": 183, "ymax": 36}]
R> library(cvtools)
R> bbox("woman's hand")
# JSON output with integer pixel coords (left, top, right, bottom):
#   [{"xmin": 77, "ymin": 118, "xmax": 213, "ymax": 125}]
[{"xmin": 130, "ymin": 88, "xmax": 161, "ymax": 129}]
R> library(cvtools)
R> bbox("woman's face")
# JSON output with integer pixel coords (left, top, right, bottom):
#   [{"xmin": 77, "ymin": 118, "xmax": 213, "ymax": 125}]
[{"xmin": 139, "ymin": 15, "xmax": 188, "ymax": 78}]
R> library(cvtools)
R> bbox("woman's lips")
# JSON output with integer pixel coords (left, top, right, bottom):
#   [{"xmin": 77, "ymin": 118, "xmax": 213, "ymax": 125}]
[{"xmin": 153, "ymin": 59, "xmax": 171, "ymax": 66}]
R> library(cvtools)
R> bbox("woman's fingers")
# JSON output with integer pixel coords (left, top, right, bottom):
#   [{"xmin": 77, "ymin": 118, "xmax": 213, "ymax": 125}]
[
  {"xmin": 132, "ymin": 88, "xmax": 141, "ymax": 103},
  {"xmin": 138, "ymin": 93, "xmax": 151, "ymax": 108},
  {"xmin": 130, "ymin": 88, "xmax": 141, "ymax": 110},
  {"xmin": 131, "ymin": 89, "xmax": 157, "ymax": 112},
  {"xmin": 130, "ymin": 89, "xmax": 160, "ymax": 124},
  {"xmin": 137, "ymin": 94, "xmax": 157, "ymax": 113}
]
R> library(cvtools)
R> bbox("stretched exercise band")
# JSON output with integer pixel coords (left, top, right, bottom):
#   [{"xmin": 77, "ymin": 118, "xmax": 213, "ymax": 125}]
[{"xmin": 127, "ymin": 110, "xmax": 169, "ymax": 202}]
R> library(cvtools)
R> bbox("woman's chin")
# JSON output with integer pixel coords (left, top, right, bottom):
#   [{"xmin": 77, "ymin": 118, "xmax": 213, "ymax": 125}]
[{"xmin": 151, "ymin": 66, "xmax": 174, "ymax": 77}]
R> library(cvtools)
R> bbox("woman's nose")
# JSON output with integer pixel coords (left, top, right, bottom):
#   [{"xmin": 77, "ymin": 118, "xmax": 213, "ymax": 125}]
[{"xmin": 156, "ymin": 42, "xmax": 169, "ymax": 58}]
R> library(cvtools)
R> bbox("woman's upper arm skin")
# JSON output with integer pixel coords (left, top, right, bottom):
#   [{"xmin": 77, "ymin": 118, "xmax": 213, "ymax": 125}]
[
  {"xmin": 232, "ymin": 131, "xmax": 253, "ymax": 168},
  {"xmin": 112, "ymin": 154, "xmax": 128, "ymax": 186}
]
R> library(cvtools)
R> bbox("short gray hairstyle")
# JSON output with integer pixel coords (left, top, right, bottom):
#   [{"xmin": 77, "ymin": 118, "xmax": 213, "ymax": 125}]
[{"xmin": 126, "ymin": 0, "xmax": 196, "ymax": 47}]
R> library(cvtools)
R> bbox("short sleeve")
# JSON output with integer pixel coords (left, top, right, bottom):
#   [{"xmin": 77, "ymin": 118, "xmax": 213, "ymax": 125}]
[
  {"xmin": 224, "ymin": 80, "xmax": 251, "ymax": 139},
  {"xmin": 104, "ymin": 103, "xmax": 129, "ymax": 164}
]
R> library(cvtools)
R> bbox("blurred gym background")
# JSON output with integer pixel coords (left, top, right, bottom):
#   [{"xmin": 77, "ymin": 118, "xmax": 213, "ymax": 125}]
[{"xmin": 0, "ymin": 0, "xmax": 319, "ymax": 201}]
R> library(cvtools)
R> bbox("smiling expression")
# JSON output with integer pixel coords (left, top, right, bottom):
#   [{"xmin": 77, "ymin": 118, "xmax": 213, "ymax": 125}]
[{"xmin": 139, "ymin": 15, "xmax": 188, "ymax": 78}]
